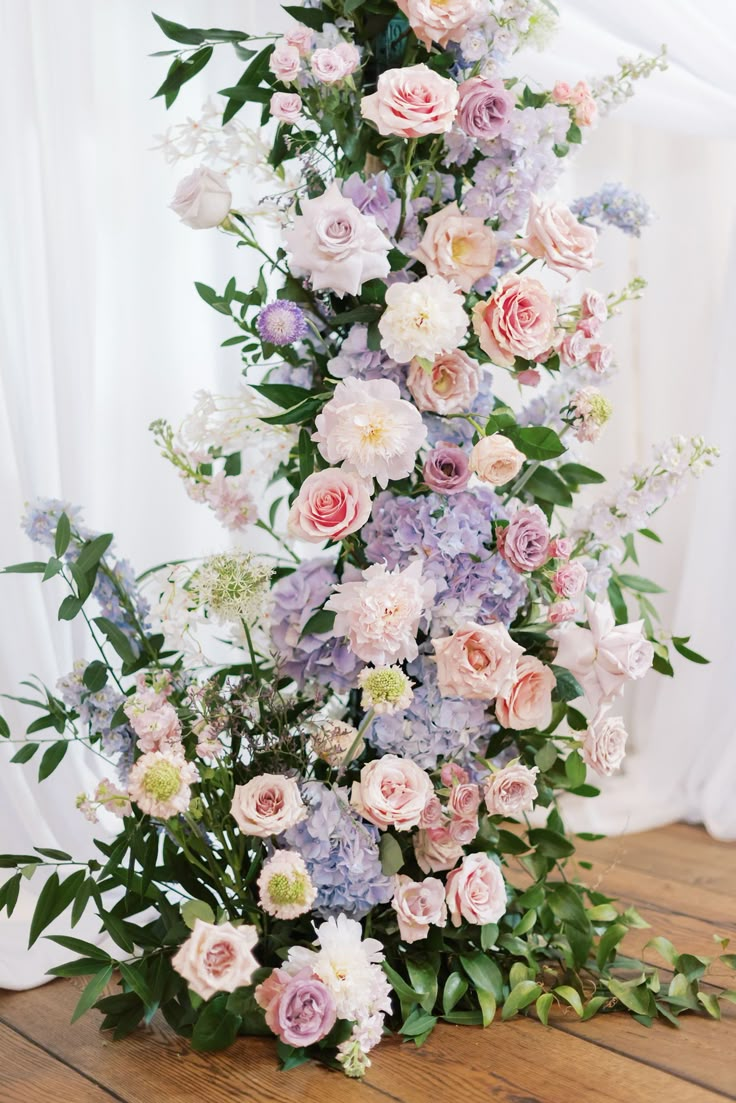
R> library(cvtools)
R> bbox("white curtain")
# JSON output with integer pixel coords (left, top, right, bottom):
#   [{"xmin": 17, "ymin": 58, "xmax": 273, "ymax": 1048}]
[{"xmin": 0, "ymin": 0, "xmax": 734, "ymax": 990}]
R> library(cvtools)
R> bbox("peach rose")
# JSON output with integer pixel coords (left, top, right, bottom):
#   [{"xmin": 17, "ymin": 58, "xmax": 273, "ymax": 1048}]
[
  {"xmin": 434, "ymin": 621, "xmax": 523, "ymax": 700},
  {"xmin": 411, "ymin": 202, "xmax": 497, "ymax": 292},
  {"xmin": 445, "ymin": 852, "xmax": 507, "ymax": 926},
  {"xmin": 414, "ymin": 825, "xmax": 464, "ymax": 874},
  {"xmin": 287, "ymin": 468, "xmax": 372, "ymax": 543},
  {"xmin": 407, "ymin": 348, "xmax": 481, "ymax": 415},
  {"xmin": 351, "ymin": 754, "xmax": 433, "ymax": 831},
  {"xmin": 171, "ymin": 919, "xmax": 259, "ymax": 1001},
  {"xmin": 469, "ymin": 433, "xmax": 524, "ymax": 487},
  {"xmin": 391, "ymin": 874, "xmax": 448, "ymax": 943},
  {"xmin": 483, "ymin": 763, "xmax": 539, "ymax": 817},
  {"xmin": 517, "ymin": 196, "xmax": 598, "ymax": 280},
  {"xmin": 472, "ymin": 275, "xmax": 557, "ymax": 367},
  {"xmin": 361, "ymin": 64, "xmax": 459, "ymax": 138},
  {"xmin": 231, "ymin": 774, "xmax": 307, "ymax": 837},
  {"xmin": 396, "ymin": 0, "xmax": 481, "ymax": 48},
  {"xmin": 269, "ymin": 42, "xmax": 301, "ymax": 83},
  {"xmin": 495, "ymin": 656, "xmax": 556, "ymax": 731}
]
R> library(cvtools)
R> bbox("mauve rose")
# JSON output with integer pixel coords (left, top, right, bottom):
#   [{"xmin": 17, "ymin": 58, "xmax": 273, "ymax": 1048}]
[
  {"xmin": 423, "ymin": 443, "xmax": 471, "ymax": 494},
  {"xmin": 587, "ymin": 342, "xmax": 614, "ymax": 374},
  {"xmin": 396, "ymin": 0, "xmax": 481, "ymax": 48},
  {"xmin": 549, "ymin": 600, "xmax": 577, "ymax": 624},
  {"xmin": 310, "ymin": 47, "xmax": 350, "ymax": 84},
  {"xmin": 483, "ymin": 763, "xmax": 539, "ymax": 817},
  {"xmin": 407, "ymin": 348, "xmax": 481, "ymax": 415},
  {"xmin": 411, "ymin": 202, "xmax": 497, "ymax": 292},
  {"xmin": 170, "ymin": 167, "xmax": 231, "ymax": 230},
  {"xmin": 172, "ymin": 919, "xmax": 259, "ymax": 1001},
  {"xmin": 582, "ymin": 710, "xmax": 628, "ymax": 776},
  {"xmin": 552, "ymin": 561, "xmax": 588, "ymax": 598},
  {"xmin": 497, "ymin": 506, "xmax": 551, "ymax": 573},
  {"xmin": 269, "ymin": 42, "xmax": 301, "ymax": 83},
  {"xmin": 445, "ymin": 852, "xmax": 507, "ymax": 926},
  {"xmin": 361, "ymin": 64, "xmax": 459, "ymax": 138},
  {"xmin": 277, "ymin": 971, "xmax": 337, "ymax": 1046},
  {"xmin": 287, "ymin": 468, "xmax": 372, "ymax": 543},
  {"xmin": 517, "ymin": 196, "xmax": 598, "ymax": 279},
  {"xmin": 495, "ymin": 656, "xmax": 556, "ymax": 731},
  {"xmin": 351, "ymin": 754, "xmax": 433, "ymax": 831},
  {"xmin": 472, "ymin": 276, "xmax": 557, "ymax": 367},
  {"xmin": 270, "ymin": 91, "xmax": 303, "ymax": 124},
  {"xmin": 457, "ymin": 75, "xmax": 515, "ymax": 139},
  {"xmin": 414, "ymin": 825, "xmax": 464, "ymax": 874},
  {"xmin": 231, "ymin": 773, "xmax": 307, "ymax": 837},
  {"xmin": 469, "ymin": 433, "xmax": 524, "ymax": 487},
  {"xmin": 392, "ymin": 874, "xmax": 448, "ymax": 943},
  {"xmin": 434, "ymin": 621, "xmax": 523, "ymax": 701}
]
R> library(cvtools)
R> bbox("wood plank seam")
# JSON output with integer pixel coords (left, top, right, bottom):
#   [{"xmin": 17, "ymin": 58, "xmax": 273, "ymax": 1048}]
[{"xmin": 0, "ymin": 1015, "xmax": 125, "ymax": 1103}]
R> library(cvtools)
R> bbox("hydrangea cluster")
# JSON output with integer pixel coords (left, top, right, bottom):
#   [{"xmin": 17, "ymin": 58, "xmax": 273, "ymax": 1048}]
[
  {"xmin": 327, "ymin": 324, "xmax": 408, "ymax": 395},
  {"xmin": 454, "ymin": 0, "xmax": 559, "ymax": 72},
  {"xmin": 283, "ymin": 782, "xmax": 393, "ymax": 918},
  {"xmin": 571, "ymin": 182, "xmax": 654, "ymax": 237}
]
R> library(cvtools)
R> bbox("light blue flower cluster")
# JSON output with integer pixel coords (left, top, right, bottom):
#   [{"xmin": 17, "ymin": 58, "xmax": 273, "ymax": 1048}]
[
  {"xmin": 571, "ymin": 182, "xmax": 653, "ymax": 237},
  {"xmin": 57, "ymin": 662, "xmax": 135, "ymax": 768}
]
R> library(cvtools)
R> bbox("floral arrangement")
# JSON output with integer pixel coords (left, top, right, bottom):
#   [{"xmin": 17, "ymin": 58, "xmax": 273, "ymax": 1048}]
[{"xmin": 1, "ymin": 0, "xmax": 732, "ymax": 1081}]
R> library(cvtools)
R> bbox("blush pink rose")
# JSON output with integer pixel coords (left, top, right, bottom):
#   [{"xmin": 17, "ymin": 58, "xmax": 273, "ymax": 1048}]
[
  {"xmin": 170, "ymin": 167, "xmax": 231, "ymax": 230},
  {"xmin": 407, "ymin": 349, "xmax": 481, "ymax": 415},
  {"xmin": 411, "ymin": 202, "xmax": 497, "ymax": 292},
  {"xmin": 549, "ymin": 600, "xmax": 577, "ymax": 624},
  {"xmin": 550, "ymin": 536, "xmax": 573, "ymax": 560},
  {"xmin": 587, "ymin": 342, "xmax": 614, "ymax": 374},
  {"xmin": 581, "ymin": 289, "xmax": 607, "ymax": 321},
  {"xmin": 457, "ymin": 75, "xmax": 515, "ymax": 139},
  {"xmin": 334, "ymin": 41, "xmax": 361, "ymax": 75},
  {"xmin": 496, "ymin": 506, "xmax": 551, "ymax": 573},
  {"xmin": 441, "ymin": 763, "xmax": 469, "ymax": 786},
  {"xmin": 284, "ymin": 24, "xmax": 313, "ymax": 54},
  {"xmin": 269, "ymin": 42, "xmax": 301, "ymax": 83},
  {"xmin": 472, "ymin": 275, "xmax": 557, "ymax": 367},
  {"xmin": 392, "ymin": 874, "xmax": 448, "ymax": 943},
  {"xmin": 396, "ymin": 0, "xmax": 481, "ymax": 48},
  {"xmin": 445, "ymin": 852, "xmax": 507, "ymax": 926},
  {"xmin": 483, "ymin": 763, "xmax": 539, "ymax": 817},
  {"xmin": 448, "ymin": 816, "xmax": 479, "ymax": 845},
  {"xmin": 582, "ymin": 709, "xmax": 628, "ymax": 775},
  {"xmin": 287, "ymin": 468, "xmax": 372, "ymax": 543},
  {"xmin": 434, "ymin": 621, "xmax": 523, "ymax": 701},
  {"xmin": 495, "ymin": 656, "xmax": 556, "ymax": 731},
  {"xmin": 577, "ymin": 317, "xmax": 601, "ymax": 340},
  {"xmin": 414, "ymin": 825, "xmax": 464, "ymax": 874},
  {"xmin": 518, "ymin": 196, "xmax": 598, "ymax": 279},
  {"xmin": 231, "ymin": 773, "xmax": 307, "ymax": 837},
  {"xmin": 559, "ymin": 329, "xmax": 590, "ymax": 366},
  {"xmin": 574, "ymin": 92, "xmax": 598, "ymax": 127},
  {"xmin": 361, "ymin": 63, "xmax": 459, "ymax": 138},
  {"xmin": 172, "ymin": 919, "xmax": 259, "ymax": 1001},
  {"xmin": 419, "ymin": 794, "xmax": 447, "ymax": 829},
  {"xmin": 270, "ymin": 91, "xmax": 303, "ymax": 124},
  {"xmin": 552, "ymin": 561, "xmax": 588, "ymax": 598},
  {"xmin": 448, "ymin": 782, "xmax": 481, "ymax": 819},
  {"xmin": 351, "ymin": 753, "xmax": 434, "ymax": 831},
  {"xmin": 552, "ymin": 81, "xmax": 573, "ymax": 103},
  {"xmin": 310, "ymin": 47, "xmax": 351, "ymax": 84},
  {"xmin": 469, "ymin": 433, "xmax": 524, "ymax": 487}
]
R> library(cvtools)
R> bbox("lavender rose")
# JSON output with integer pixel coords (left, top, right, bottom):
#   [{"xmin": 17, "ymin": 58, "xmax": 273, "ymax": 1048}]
[
  {"xmin": 497, "ymin": 506, "xmax": 551, "ymax": 573},
  {"xmin": 457, "ymin": 76, "xmax": 515, "ymax": 140},
  {"xmin": 277, "ymin": 972, "xmax": 337, "ymax": 1047},
  {"xmin": 423, "ymin": 443, "xmax": 471, "ymax": 494}
]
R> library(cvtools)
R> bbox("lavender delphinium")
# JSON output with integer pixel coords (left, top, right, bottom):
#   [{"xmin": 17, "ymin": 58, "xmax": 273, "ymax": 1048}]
[
  {"xmin": 283, "ymin": 781, "xmax": 392, "ymax": 918},
  {"xmin": 571, "ymin": 183, "xmax": 653, "ymax": 237},
  {"xmin": 22, "ymin": 498, "xmax": 92, "ymax": 546},
  {"xmin": 58, "ymin": 661, "xmax": 135, "ymax": 761},
  {"xmin": 257, "ymin": 301, "xmax": 310, "ymax": 345}
]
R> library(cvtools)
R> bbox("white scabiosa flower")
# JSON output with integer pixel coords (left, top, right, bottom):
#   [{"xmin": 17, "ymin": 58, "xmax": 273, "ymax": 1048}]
[
  {"xmin": 358, "ymin": 665, "xmax": 414, "ymax": 715},
  {"xmin": 127, "ymin": 749, "xmax": 199, "ymax": 819},
  {"xmin": 257, "ymin": 851, "xmax": 317, "ymax": 919}
]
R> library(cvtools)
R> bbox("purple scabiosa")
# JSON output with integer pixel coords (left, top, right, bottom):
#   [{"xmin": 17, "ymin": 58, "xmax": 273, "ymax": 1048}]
[{"xmin": 256, "ymin": 300, "xmax": 309, "ymax": 346}]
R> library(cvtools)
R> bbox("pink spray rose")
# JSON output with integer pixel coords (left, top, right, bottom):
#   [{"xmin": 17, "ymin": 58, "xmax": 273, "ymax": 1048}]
[
  {"xmin": 577, "ymin": 317, "xmax": 601, "ymax": 340},
  {"xmin": 407, "ymin": 349, "xmax": 482, "ymax": 415},
  {"xmin": 334, "ymin": 41, "xmax": 361, "ymax": 75},
  {"xmin": 587, "ymin": 342, "xmax": 614, "ymax": 374},
  {"xmin": 441, "ymin": 762, "xmax": 469, "ymax": 787},
  {"xmin": 284, "ymin": 24, "xmax": 313, "ymax": 55},
  {"xmin": 270, "ymin": 91, "xmax": 303, "ymax": 124},
  {"xmin": 457, "ymin": 75, "xmax": 515, "ymax": 139},
  {"xmin": 172, "ymin": 919, "xmax": 259, "ymax": 1001},
  {"xmin": 517, "ymin": 196, "xmax": 598, "ymax": 279},
  {"xmin": 170, "ymin": 166, "xmax": 231, "ymax": 230},
  {"xmin": 351, "ymin": 754, "xmax": 434, "ymax": 831},
  {"xmin": 552, "ymin": 561, "xmax": 588, "ymax": 598},
  {"xmin": 445, "ymin": 852, "xmax": 507, "ymax": 926},
  {"xmin": 581, "ymin": 289, "xmax": 607, "ymax": 322},
  {"xmin": 558, "ymin": 329, "xmax": 590, "ymax": 366},
  {"xmin": 230, "ymin": 773, "xmax": 307, "ymax": 837},
  {"xmin": 284, "ymin": 181, "xmax": 391, "ymax": 298},
  {"xmin": 396, "ymin": 0, "xmax": 481, "ymax": 48},
  {"xmin": 434, "ymin": 621, "xmax": 523, "ymax": 701},
  {"xmin": 448, "ymin": 782, "xmax": 481, "ymax": 819},
  {"xmin": 361, "ymin": 64, "xmax": 459, "ymax": 138},
  {"xmin": 582, "ymin": 709, "xmax": 628, "ymax": 776},
  {"xmin": 483, "ymin": 763, "xmax": 539, "ymax": 817},
  {"xmin": 392, "ymin": 875, "xmax": 448, "ymax": 943},
  {"xmin": 496, "ymin": 506, "xmax": 551, "ymax": 573},
  {"xmin": 469, "ymin": 433, "xmax": 524, "ymax": 487},
  {"xmin": 423, "ymin": 442, "xmax": 471, "ymax": 495},
  {"xmin": 472, "ymin": 275, "xmax": 557, "ymax": 367},
  {"xmin": 414, "ymin": 825, "xmax": 464, "ymax": 874},
  {"xmin": 419, "ymin": 794, "xmax": 447, "ymax": 829},
  {"xmin": 287, "ymin": 468, "xmax": 372, "ymax": 543},
  {"xmin": 310, "ymin": 47, "xmax": 351, "ymax": 84},
  {"xmin": 411, "ymin": 202, "xmax": 497, "ymax": 292},
  {"xmin": 550, "ymin": 536, "xmax": 573, "ymax": 560},
  {"xmin": 269, "ymin": 41, "xmax": 301, "ymax": 83},
  {"xmin": 495, "ymin": 656, "xmax": 556, "ymax": 731},
  {"xmin": 255, "ymin": 966, "xmax": 337, "ymax": 1047},
  {"xmin": 549, "ymin": 600, "xmax": 578, "ymax": 624}
]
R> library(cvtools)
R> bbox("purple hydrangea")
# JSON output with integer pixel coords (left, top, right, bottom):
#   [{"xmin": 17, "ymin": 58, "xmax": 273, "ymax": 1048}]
[
  {"xmin": 257, "ymin": 301, "xmax": 310, "ymax": 346},
  {"xmin": 571, "ymin": 183, "xmax": 653, "ymax": 237},
  {"xmin": 270, "ymin": 558, "xmax": 362, "ymax": 692},
  {"xmin": 342, "ymin": 172, "xmax": 402, "ymax": 238},
  {"xmin": 283, "ymin": 781, "xmax": 393, "ymax": 918},
  {"xmin": 327, "ymin": 325, "xmax": 409, "ymax": 396}
]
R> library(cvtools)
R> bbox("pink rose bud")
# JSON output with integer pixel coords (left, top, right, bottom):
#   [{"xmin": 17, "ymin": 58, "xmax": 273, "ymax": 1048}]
[
  {"xmin": 441, "ymin": 762, "xmax": 470, "ymax": 787},
  {"xmin": 517, "ymin": 368, "xmax": 541, "ymax": 387}
]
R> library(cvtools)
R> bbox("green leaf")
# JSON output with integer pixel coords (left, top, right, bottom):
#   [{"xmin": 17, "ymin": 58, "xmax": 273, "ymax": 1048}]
[
  {"xmin": 548, "ymin": 883, "xmax": 588, "ymax": 925},
  {"xmin": 250, "ymin": 383, "xmax": 315, "ymax": 409},
  {"xmin": 596, "ymin": 922, "xmax": 628, "ymax": 969},
  {"xmin": 523, "ymin": 467, "xmax": 573, "ymax": 507},
  {"xmin": 58, "ymin": 595, "xmax": 83, "ymax": 621},
  {"xmin": 38, "ymin": 741, "xmax": 68, "ymax": 782},
  {"xmin": 552, "ymin": 666, "xmax": 584, "ymax": 702},
  {"xmin": 29, "ymin": 870, "xmax": 86, "ymax": 947},
  {"xmin": 502, "ymin": 980, "xmax": 543, "ymax": 1020},
  {"xmin": 564, "ymin": 750, "xmax": 586, "ymax": 789},
  {"xmin": 617, "ymin": 573, "xmax": 665, "ymax": 594},
  {"xmin": 399, "ymin": 1008, "xmax": 437, "ymax": 1037},
  {"xmin": 2, "ymin": 562, "xmax": 47, "ymax": 574},
  {"xmin": 639, "ymin": 527, "xmax": 662, "ymax": 543},
  {"xmin": 33, "ymin": 847, "xmax": 72, "ymax": 861},
  {"xmin": 607, "ymin": 979, "xmax": 655, "ymax": 1016},
  {"xmin": 460, "ymin": 952, "xmax": 503, "ymax": 1002},
  {"xmin": 536, "ymin": 992, "xmax": 554, "ymax": 1025},
  {"xmin": 697, "ymin": 992, "xmax": 721, "ymax": 1019},
  {"xmin": 191, "ymin": 994, "xmax": 242, "ymax": 1051},
  {"xmin": 514, "ymin": 909, "xmax": 537, "ymax": 937},
  {"xmin": 93, "ymin": 617, "xmax": 138, "ymax": 665},
  {"xmin": 0, "ymin": 714, "xmax": 9, "ymax": 738},
  {"xmin": 382, "ymin": 962, "xmax": 420, "ymax": 1010},
  {"xmin": 379, "ymin": 833, "xmax": 404, "ymax": 877},
  {"xmin": 529, "ymin": 827, "xmax": 575, "ymax": 859},
  {"xmin": 406, "ymin": 958, "xmax": 438, "ymax": 1013},
  {"xmin": 0, "ymin": 874, "xmax": 21, "ymax": 916},
  {"xmin": 554, "ymin": 985, "xmax": 584, "ymax": 1016},
  {"xmin": 300, "ymin": 608, "xmax": 336, "ymax": 638},
  {"xmin": 442, "ymin": 972, "xmax": 468, "ymax": 1015},
  {"xmin": 181, "ymin": 899, "xmax": 216, "ymax": 930},
  {"xmin": 645, "ymin": 936, "xmax": 678, "ymax": 967},
  {"xmin": 607, "ymin": 578, "xmax": 628, "ymax": 623},
  {"xmin": 152, "ymin": 12, "xmax": 205, "ymax": 45},
  {"xmin": 477, "ymin": 988, "xmax": 496, "ymax": 1027},
  {"xmin": 506, "ymin": 426, "xmax": 566, "ymax": 461},
  {"xmin": 154, "ymin": 46, "xmax": 214, "ymax": 108},
  {"xmin": 83, "ymin": 661, "xmax": 109, "ymax": 693},
  {"xmin": 71, "ymin": 965, "xmax": 114, "ymax": 1023},
  {"xmin": 558, "ymin": 463, "xmax": 605, "ymax": 486},
  {"xmin": 281, "ymin": 5, "xmax": 328, "ymax": 30},
  {"xmin": 567, "ymin": 121, "xmax": 582, "ymax": 144},
  {"xmin": 672, "ymin": 637, "xmax": 709, "ymax": 664},
  {"xmin": 535, "ymin": 742, "xmax": 557, "ymax": 771},
  {"xmin": 586, "ymin": 904, "xmax": 619, "ymax": 922},
  {"xmin": 118, "ymin": 962, "xmax": 155, "ymax": 1009},
  {"xmin": 480, "ymin": 922, "xmax": 499, "ymax": 950},
  {"xmin": 54, "ymin": 513, "xmax": 71, "ymax": 557},
  {"xmin": 75, "ymin": 534, "xmax": 113, "ymax": 575},
  {"xmin": 11, "ymin": 742, "xmax": 39, "ymax": 764}
]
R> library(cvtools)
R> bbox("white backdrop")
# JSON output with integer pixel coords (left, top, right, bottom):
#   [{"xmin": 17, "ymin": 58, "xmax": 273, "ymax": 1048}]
[{"xmin": 0, "ymin": 1, "xmax": 734, "ymax": 988}]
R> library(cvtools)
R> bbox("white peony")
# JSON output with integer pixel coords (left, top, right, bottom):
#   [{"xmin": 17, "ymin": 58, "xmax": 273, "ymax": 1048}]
[{"xmin": 378, "ymin": 275, "xmax": 469, "ymax": 363}]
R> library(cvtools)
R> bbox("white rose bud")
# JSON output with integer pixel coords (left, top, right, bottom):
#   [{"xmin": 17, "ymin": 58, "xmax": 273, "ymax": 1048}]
[{"xmin": 170, "ymin": 166, "xmax": 232, "ymax": 230}]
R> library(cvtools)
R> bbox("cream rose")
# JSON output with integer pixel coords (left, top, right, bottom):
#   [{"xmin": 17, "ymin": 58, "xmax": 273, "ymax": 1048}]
[
  {"xmin": 434, "ymin": 621, "xmax": 523, "ymax": 700},
  {"xmin": 494, "ymin": 656, "xmax": 556, "ymax": 731},
  {"xmin": 231, "ymin": 774, "xmax": 307, "ymax": 837},
  {"xmin": 582, "ymin": 710, "xmax": 628, "ymax": 776},
  {"xmin": 391, "ymin": 875, "xmax": 448, "ymax": 943},
  {"xmin": 361, "ymin": 64, "xmax": 459, "ymax": 138},
  {"xmin": 517, "ymin": 196, "xmax": 598, "ymax": 280},
  {"xmin": 469, "ymin": 433, "xmax": 524, "ymax": 487},
  {"xmin": 445, "ymin": 852, "xmax": 507, "ymax": 926},
  {"xmin": 170, "ymin": 167, "xmax": 232, "ymax": 230},
  {"xmin": 171, "ymin": 919, "xmax": 259, "ymax": 1001},
  {"xmin": 483, "ymin": 763, "xmax": 539, "ymax": 817},
  {"xmin": 407, "ymin": 349, "xmax": 481, "ymax": 415},
  {"xmin": 396, "ymin": 0, "xmax": 481, "ymax": 48},
  {"xmin": 351, "ymin": 754, "xmax": 433, "ymax": 831},
  {"xmin": 411, "ymin": 202, "xmax": 497, "ymax": 292},
  {"xmin": 287, "ymin": 468, "xmax": 372, "ymax": 543}
]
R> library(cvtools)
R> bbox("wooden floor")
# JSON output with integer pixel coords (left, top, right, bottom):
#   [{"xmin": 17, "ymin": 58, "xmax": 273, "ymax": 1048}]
[{"xmin": 0, "ymin": 823, "xmax": 734, "ymax": 1103}]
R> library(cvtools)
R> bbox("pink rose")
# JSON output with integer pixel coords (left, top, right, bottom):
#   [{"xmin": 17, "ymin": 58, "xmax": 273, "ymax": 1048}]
[
  {"xmin": 434, "ymin": 621, "xmax": 523, "ymax": 700},
  {"xmin": 351, "ymin": 754, "xmax": 433, "ymax": 831},
  {"xmin": 423, "ymin": 443, "xmax": 471, "ymax": 495},
  {"xmin": 483, "ymin": 763, "xmax": 539, "ymax": 816},
  {"xmin": 497, "ymin": 506, "xmax": 551, "ymax": 573},
  {"xmin": 550, "ymin": 537, "xmax": 573, "ymax": 560},
  {"xmin": 419, "ymin": 794, "xmax": 447, "ymax": 828},
  {"xmin": 396, "ymin": 0, "xmax": 481, "ymax": 48},
  {"xmin": 269, "ymin": 42, "xmax": 301, "ymax": 83},
  {"xmin": 469, "ymin": 433, "xmax": 524, "ymax": 487},
  {"xmin": 270, "ymin": 91, "xmax": 303, "ymax": 124},
  {"xmin": 407, "ymin": 348, "xmax": 482, "ymax": 415},
  {"xmin": 448, "ymin": 782, "xmax": 481, "ymax": 819},
  {"xmin": 549, "ymin": 600, "xmax": 577, "ymax": 624},
  {"xmin": 448, "ymin": 816, "xmax": 479, "ymax": 845},
  {"xmin": 172, "ymin": 919, "xmax": 259, "ymax": 1001},
  {"xmin": 495, "ymin": 656, "xmax": 556, "ymax": 731},
  {"xmin": 170, "ymin": 166, "xmax": 231, "ymax": 230},
  {"xmin": 445, "ymin": 852, "xmax": 507, "ymax": 926},
  {"xmin": 559, "ymin": 329, "xmax": 590, "ymax": 366},
  {"xmin": 577, "ymin": 317, "xmax": 600, "ymax": 340},
  {"xmin": 582, "ymin": 710, "xmax": 628, "ymax": 775},
  {"xmin": 552, "ymin": 561, "xmax": 587, "ymax": 598},
  {"xmin": 575, "ymin": 93, "xmax": 598, "ymax": 127},
  {"xmin": 287, "ymin": 468, "xmax": 372, "ymax": 543},
  {"xmin": 587, "ymin": 342, "xmax": 614, "ymax": 374},
  {"xmin": 361, "ymin": 64, "xmax": 459, "ymax": 138},
  {"xmin": 518, "ymin": 196, "xmax": 597, "ymax": 279},
  {"xmin": 472, "ymin": 276, "xmax": 557, "ymax": 367},
  {"xmin": 392, "ymin": 875, "xmax": 448, "ymax": 943},
  {"xmin": 441, "ymin": 763, "xmax": 469, "ymax": 787},
  {"xmin": 552, "ymin": 81, "xmax": 573, "ymax": 104},
  {"xmin": 310, "ymin": 47, "xmax": 350, "ymax": 84},
  {"xmin": 334, "ymin": 41, "xmax": 361, "ymax": 75},
  {"xmin": 411, "ymin": 202, "xmax": 497, "ymax": 292},
  {"xmin": 457, "ymin": 75, "xmax": 515, "ymax": 139},
  {"xmin": 231, "ymin": 773, "xmax": 307, "ymax": 837},
  {"xmin": 284, "ymin": 24, "xmax": 313, "ymax": 55},
  {"xmin": 581, "ymin": 289, "xmax": 607, "ymax": 322},
  {"xmin": 414, "ymin": 825, "xmax": 464, "ymax": 874},
  {"xmin": 284, "ymin": 181, "xmax": 391, "ymax": 298}
]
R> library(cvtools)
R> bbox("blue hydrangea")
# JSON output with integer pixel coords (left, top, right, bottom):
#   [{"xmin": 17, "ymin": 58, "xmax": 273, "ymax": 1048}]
[
  {"xmin": 284, "ymin": 782, "xmax": 393, "ymax": 918},
  {"xmin": 571, "ymin": 183, "xmax": 653, "ymax": 237}
]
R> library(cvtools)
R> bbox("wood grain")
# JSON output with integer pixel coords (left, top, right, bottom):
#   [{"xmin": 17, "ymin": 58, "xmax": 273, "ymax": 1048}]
[{"xmin": 0, "ymin": 1021, "xmax": 117, "ymax": 1102}]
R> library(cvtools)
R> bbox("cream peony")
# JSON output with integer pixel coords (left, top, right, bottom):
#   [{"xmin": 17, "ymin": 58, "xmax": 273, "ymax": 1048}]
[
  {"xmin": 351, "ymin": 754, "xmax": 434, "ymax": 831},
  {"xmin": 231, "ymin": 773, "xmax": 307, "ymax": 837},
  {"xmin": 411, "ymin": 203, "xmax": 497, "ymax": 292},
  {"xmin": 379, "ymin": 275, "xmax": 468, "ymax": 364},
  {"xmin": 172, "ymin": 919, "xmax": 259, "ymax": 1001},
  {"xmin": 469, "ymin": 433, "xmax": 524, "ymax": 486},
  {"xmin": 434, "ymin": 621, "xmax": 523, "ymax": 700}
]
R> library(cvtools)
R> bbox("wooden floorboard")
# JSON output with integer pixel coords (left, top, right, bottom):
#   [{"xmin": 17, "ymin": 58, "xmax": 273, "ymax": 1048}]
[{"xmin": 0, "ymin": 823, "xmax": 734, "ymax": 1102}]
